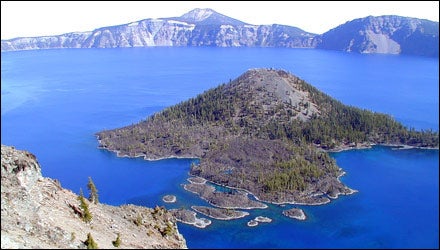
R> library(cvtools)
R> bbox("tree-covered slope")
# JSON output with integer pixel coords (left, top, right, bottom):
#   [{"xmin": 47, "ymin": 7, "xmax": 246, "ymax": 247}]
[{"xmin": 96, "ymin": 68, "xmax": 438, "ymax": 204}]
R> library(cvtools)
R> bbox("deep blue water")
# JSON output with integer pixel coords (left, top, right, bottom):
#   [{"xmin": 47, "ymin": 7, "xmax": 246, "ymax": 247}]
[{"xmin": 1, "ymin": 47, "xmax": 438, "ymax": 248}]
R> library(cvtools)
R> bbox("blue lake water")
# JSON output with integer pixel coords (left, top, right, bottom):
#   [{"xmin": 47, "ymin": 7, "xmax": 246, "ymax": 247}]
[{"xmin": 1, "ymin": 47, "xmax": 438, "ymax": 248}]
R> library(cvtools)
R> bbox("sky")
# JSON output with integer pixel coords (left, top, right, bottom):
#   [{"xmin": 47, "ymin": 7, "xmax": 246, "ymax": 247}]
[{"xmin": 1, "ymin": 1, "xmax": 439, "ymax": 40}]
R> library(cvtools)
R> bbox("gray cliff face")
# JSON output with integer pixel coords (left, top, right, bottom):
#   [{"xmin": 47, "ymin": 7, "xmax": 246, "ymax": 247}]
[
  {"xmin": 1, "ymin": 145, "xmax": 187, "ymax": 249},
  {"xmin": 1, "ymin": 8, "xmax": 316, "ymax": 51},
  {"xmin": 317, "ymin": 15, "xmax": 439, "ymax": 57},
  {"xmin": 186, "ymin": 24, "xmax": 316, "ymax": 47}
]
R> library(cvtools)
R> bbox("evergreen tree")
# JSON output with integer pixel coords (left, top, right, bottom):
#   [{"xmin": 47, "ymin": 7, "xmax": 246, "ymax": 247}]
[
  {"xmin": 87, "ymin": 177, "xmax": 99, "ymax": 204},
  {"xmin": 85, "ymin": 232, "xmax": 98, "ymax": 249},
  {"xmin": 112, "ymin": 233, "xmax": 121, "ymax": 247},
  {"xmin": 78, "ymin": 188, "xmax": 92, "ymax": 223}
]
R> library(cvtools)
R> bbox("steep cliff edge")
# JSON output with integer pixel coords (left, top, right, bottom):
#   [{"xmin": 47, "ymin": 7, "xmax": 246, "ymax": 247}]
[
  {"xmin": 1, "ymin": 145, "xmax": 187, "ymax": 249},
  {"xmin": 317, "ymin": 15, "xmax": 439, "ymax": 57}
]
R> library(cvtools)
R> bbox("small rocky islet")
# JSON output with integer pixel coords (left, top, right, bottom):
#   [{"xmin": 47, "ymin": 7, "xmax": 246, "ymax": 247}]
[
  {"xmin": 162, "ymin": 195, "xmax": 177, "ymax": 203},
  {"xmin": 246, "ymin": 216, "xmax": 273, "ymax": 227},
  {"xmin": 255, "ymin": 216, "xmax": 272, "ymax": 223},
  {"xmin": 282, "ymin": 208, "xmax": 307, "ymax": 221}
]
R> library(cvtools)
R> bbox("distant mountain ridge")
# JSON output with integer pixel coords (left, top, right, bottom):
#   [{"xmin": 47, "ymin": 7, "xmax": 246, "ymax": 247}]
[
  {"xmin": 1, "ymin": 8, "xmax": 438, "ymax": 57},
  {"xmin": 317, "ymin": 15, "xmax": 439, "ymax": 57}
]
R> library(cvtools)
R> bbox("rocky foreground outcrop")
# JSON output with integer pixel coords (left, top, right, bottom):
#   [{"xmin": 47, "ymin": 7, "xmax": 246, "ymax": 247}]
[{"xmin": 1, "ymin": 145, "xmax": 187, "ymax": 249}]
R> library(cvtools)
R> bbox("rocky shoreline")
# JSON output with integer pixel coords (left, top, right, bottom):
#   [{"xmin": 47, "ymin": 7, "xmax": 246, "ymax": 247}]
[
  {"xmin": 183, "ymin": 180, "xmax": 267, "ymax": 209},
  {"xmin": 323, "ymin": 142, "xmax": 439, "ymax": 153},
  {"xmin": 191, "ymin": 206, "xmax": 249, "ymax": 220},
  {"xmin": 169, "ymin": 208, "xmax": 211, "ymax": 228},
  {"xmin": 97, "ymin": 138, "xmax": 199, "ymax": 161},
  {"xmin": 187, "ymin": 176, "xmax": 207, "ymax": 184},
  {"xmin": 184, "ymin": 175, "xmax": 356, "ymax": 207},
  {"xmin": 321, "ymin": 142, "xmax": 373, "ymax": 153},
  {"xmin": 96, "ymin": 136, "xmax": 435, "ymax": 228}
]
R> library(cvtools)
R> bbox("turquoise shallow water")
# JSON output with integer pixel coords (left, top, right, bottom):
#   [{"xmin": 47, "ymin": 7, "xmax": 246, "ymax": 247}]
[{"xmin": 1, "ymin": 48, "xmax": 438, "ymax": 248}]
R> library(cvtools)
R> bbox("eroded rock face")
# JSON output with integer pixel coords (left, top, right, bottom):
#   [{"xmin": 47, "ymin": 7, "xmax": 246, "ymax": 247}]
[
  {"xmin": 317, "ymin": 15, "xmax": 439, "ymax": 57},
  {"xmin": 1, "ymin": 145, "xmax": 187, "ymax": 249},
  {"xmin": 1, "ymin": 8, "xmax": 316, "ymax": 52}
]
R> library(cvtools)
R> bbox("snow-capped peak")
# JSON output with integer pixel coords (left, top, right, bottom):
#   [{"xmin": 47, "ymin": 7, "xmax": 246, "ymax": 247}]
[{"xmin": 181, "ymin": 8, "xmax": 215, "ymax": 22}]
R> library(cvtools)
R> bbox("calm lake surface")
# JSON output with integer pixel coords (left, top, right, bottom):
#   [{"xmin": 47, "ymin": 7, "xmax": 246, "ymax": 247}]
[{"xmin": 1, "ymin": 47, "xmax": 438, "ymax": 248}]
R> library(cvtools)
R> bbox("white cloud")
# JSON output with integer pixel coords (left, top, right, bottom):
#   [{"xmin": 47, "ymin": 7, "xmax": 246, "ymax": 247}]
[{"xmin": 1, "ymin": 1, "xmax": 438, "ymax": 39}]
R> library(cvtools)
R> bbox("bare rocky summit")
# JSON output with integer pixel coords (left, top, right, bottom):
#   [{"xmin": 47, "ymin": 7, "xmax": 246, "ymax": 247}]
[{"xmin": 1, "ymin": 145, "xmax": 187, "ymax": 249}]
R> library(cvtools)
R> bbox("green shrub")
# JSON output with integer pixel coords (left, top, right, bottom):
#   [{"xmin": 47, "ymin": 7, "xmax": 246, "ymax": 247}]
[
  {"xmin": 78, "ymin": 188, "xmax": 92, "ymax": 223},
  {"xmin": 134, "ymin": 213, "xmax": 142, "ymax": 226},
  {"xmin": 85, "ymin": 232, "xmax": 98, "ymax": 249},
  {"xmin": 112, "ymin": 233, "xmax": 121, "ymax": 247},
  {"xmin": 87, "ymin": 177, "xmax": 99, "ymax": 204}
]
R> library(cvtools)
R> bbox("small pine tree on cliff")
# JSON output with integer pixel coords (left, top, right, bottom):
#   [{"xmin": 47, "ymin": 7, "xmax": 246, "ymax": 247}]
[
  {"xmin": 87, "ymin": 176, "xmax": 99, "ymax": 204},
  {"xmin": 85, "ymin": 232, "xmax": 98, "ymax": 249},
  {"xmin": 78, "ymin": 188, "xmax": 92, "ymax": 223}
]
